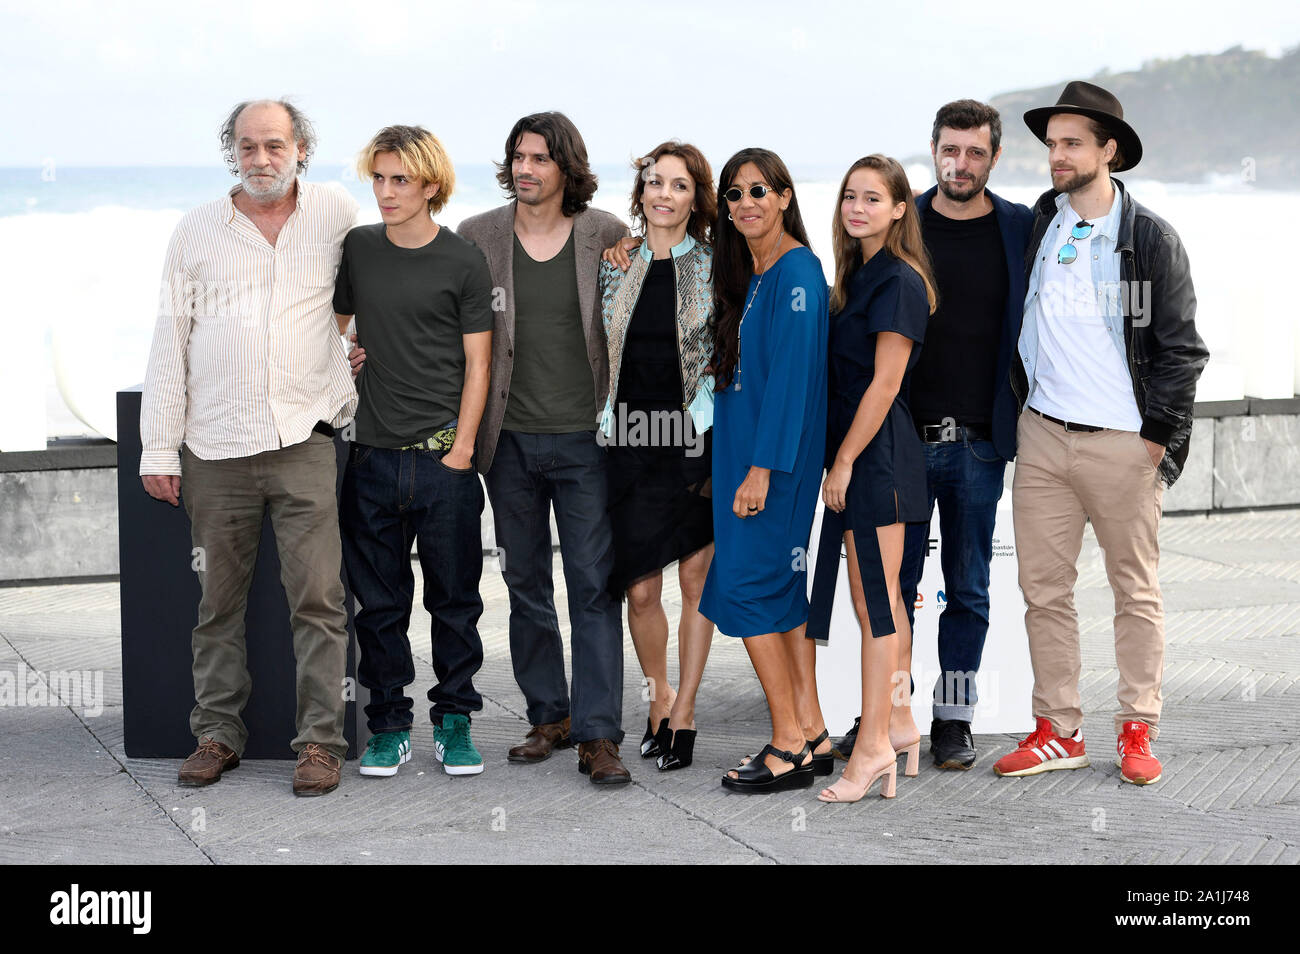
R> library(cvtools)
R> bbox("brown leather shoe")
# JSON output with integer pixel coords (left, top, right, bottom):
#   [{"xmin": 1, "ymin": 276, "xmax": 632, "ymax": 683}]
[
  {"xmin": 507, "ymin": 717, "xmax": 573, "ymax": 763},
  {"xmin": 178, "ymin": 736, "xmax": 239, "ymax": 787},
  {"xmin": 292, "ymin": 743, "xmax": 341, "ymax": 797},
  {"xmin": 578, "ymin": 739, "xmax": 631, "ymax": 785}
]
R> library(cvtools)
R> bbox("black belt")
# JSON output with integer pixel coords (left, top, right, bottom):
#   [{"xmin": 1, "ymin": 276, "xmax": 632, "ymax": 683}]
[
  {"xmin": 1030, "ymin": 408, "xmax": 1104, "ymax": 433},
  {"xmin": 312, "ymin": 421, "xmax": 335, "ymax": 438},
  {"xmin": 917, "ymin": 421, "xmax": 992, "ymax": 443}
]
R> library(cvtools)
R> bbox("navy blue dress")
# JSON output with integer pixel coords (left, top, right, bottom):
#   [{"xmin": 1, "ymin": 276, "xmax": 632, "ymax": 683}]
[
  {"xmin": 699, "ymin": 247, "xmax": 828, "ymax": 638},
  {"xmin": 808, "ymin": 250, "xmax": 929, "ymax": 641}
]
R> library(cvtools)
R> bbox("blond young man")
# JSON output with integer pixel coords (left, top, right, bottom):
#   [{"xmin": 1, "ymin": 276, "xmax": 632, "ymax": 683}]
[{"xmin": 334, "ymin": 126, "xmax": 494, "ymax": 778}]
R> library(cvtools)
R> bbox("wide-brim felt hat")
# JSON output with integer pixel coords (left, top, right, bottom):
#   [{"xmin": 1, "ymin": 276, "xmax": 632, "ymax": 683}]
[{"xmin": 1024, "ymin": 80, "xmax": 1142, "ymax": 173}]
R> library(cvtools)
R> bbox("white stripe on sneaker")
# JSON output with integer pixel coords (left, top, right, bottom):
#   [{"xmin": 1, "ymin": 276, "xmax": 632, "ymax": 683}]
[{"xmin": 1048, "ymin": 739, "xmax": 1070, "ymax": 758}]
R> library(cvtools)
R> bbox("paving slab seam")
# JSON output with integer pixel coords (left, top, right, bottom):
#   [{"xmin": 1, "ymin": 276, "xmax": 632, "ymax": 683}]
[
  {"xmin": 0, "ymin": 627, "xmax": 217, "ymax": 865},
  {"xmin": 621, "ymin": 784, "xmax": 777, "ymax": 863}
]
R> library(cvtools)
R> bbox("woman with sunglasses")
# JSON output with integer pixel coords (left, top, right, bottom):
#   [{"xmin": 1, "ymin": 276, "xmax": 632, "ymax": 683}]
[
  {"xmin": 597, "ymin": 141, "xmax": 718, "ymax": 772},
  {"xmin": 808, "ymin": 155, "xmax": 936, "ymax": 802},
  {"xmin": 698, "ymin": 148, "xmax": 832, "ymax": 794}
]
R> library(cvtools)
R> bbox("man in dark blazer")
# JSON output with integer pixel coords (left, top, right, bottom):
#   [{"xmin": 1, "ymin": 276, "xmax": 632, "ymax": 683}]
[
  {"xmin": 835, "ymin": 100, "xmax": 1033, "ymax": 771},
  {"xmin": 456, "ymin": 111, "xmax": 632, "ymax": 784}
]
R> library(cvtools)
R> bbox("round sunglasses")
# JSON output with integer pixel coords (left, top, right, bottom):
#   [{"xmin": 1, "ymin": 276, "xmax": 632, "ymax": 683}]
[
  {"xmin": 724, "ymin": 184, "xmax": 780, "ymax": 203},
  {"xmin": 1057, "ymin": 220, "xmax": 1094, "ymax": 265}
]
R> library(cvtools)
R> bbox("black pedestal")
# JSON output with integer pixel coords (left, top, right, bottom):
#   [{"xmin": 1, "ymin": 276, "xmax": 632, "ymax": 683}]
[{"xmin": 117, "ymin": 387, "xmax": 358, "ymax": 759}]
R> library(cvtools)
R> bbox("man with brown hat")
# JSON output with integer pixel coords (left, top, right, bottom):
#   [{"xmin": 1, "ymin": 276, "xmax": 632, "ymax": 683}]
[{"xmin": 995, "ymin": 81, "xmax": 1208, "ymax": 785}]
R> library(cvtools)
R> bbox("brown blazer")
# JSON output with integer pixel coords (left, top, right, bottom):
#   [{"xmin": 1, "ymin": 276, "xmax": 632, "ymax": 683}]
[{"xmin": 456, "ymin": 201, "xmax": 628, "ymax": 474}]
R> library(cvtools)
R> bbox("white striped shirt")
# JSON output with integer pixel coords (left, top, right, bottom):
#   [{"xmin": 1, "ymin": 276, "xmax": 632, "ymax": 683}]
[{"xmin": 140, "ymin": 179, "xmax": 359, "ymax": 476}]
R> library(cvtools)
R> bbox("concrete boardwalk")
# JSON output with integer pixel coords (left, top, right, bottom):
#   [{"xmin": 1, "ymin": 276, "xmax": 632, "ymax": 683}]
[{"xmin": 1, "ymin": 508, "xmax": 1298, "ymax": 865}]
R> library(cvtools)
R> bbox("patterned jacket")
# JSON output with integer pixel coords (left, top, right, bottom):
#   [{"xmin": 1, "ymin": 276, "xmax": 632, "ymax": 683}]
[{"xmin": 597, "ymin": 234, "xmax": 715, "ymax": 435}]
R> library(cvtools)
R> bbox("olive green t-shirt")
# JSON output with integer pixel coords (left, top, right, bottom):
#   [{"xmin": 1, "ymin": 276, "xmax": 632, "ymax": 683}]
[{"xmin": 503, "ymin": 230, "xmax": 597, "ymax": 432}]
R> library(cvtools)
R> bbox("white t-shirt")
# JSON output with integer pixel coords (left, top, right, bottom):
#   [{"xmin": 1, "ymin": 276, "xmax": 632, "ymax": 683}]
[{"xmin": 1026, "ymin": 202, "xmax": 1142, "ymax": 431}]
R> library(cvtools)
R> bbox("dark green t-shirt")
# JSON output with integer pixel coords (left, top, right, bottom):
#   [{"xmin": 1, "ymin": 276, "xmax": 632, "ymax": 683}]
[
  {"xmin": 503, "ymin": 230, "xmax": 597, "ymax": 432},
  {"xmin": 334, "ymin": 223, "xmax": 493, "ymax": 447}
]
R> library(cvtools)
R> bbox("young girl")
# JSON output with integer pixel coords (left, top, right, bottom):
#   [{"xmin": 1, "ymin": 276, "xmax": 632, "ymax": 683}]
[{"xmin": 808, "ymin": 155, "xmax": 938, "ymax": 802}]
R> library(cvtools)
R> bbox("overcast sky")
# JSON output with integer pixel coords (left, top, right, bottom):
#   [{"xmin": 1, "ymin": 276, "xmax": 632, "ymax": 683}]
[{"xmin": 3, "ymin": 0, "xmax": 1297, "ymax": 170}]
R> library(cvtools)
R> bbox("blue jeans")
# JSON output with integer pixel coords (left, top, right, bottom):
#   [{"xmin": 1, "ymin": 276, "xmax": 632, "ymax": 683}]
[
  {"xmin": 901, "ymin": 437, "xmax": 1006, "ymax": 724},
  {"xmin": 484, "ymin": 430, "xmax": 624, "ymax": 744},
  {"xmin": 340, "ymin": 444, "xmax": 485, "ymax": 734}
]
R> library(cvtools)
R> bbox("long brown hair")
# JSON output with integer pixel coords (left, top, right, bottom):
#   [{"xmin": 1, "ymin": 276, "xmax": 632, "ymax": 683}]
[
  {"xmin": 494, "ymin": 111, "xmax": 598, "ymax": 216},
  {"xmin": 629, "ymin": 141, "xmax": 716, "ymax": 246},
  {"xmin": 712, "ymin": 147, "xmax": 811, "ymax": 391},
  {"xmin": 830, "ymin": 155, "xmax": 937, "ymax": 315}
]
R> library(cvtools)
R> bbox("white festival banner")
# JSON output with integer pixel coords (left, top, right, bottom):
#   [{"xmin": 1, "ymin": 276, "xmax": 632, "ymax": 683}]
[{"xmin": 809, "ymin": 494, "xmax": 1035, "ymax": 736}]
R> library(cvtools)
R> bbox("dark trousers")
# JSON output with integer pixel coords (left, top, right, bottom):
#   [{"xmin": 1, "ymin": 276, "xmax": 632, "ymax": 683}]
[
  {"xmin": 484, "ymin": 430, "xmax": 624, "ymax": 744},
  {"xmin": 340, "ymin": 444, "xmax": 485, "ymax": 734},
  {"xmin": 900, "ymin": 436, "xmax": 1006, "ymax": 723}
]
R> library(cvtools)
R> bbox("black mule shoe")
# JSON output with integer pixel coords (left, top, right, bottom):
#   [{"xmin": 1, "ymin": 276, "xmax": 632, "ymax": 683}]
[
  {"xmin": 640, "ymin": 717, "xmax": 670, "ymax": 759},
  {"xmin": 807, "ymin": 729, "xmax": 834, "ymax": 776},
  {"xmin": 720, "ymin": 743, "xmax": 814, "ymax": 793},
  {"xmin": 657, "ymin": 728, "xmax": 697, "ymax": 771}
]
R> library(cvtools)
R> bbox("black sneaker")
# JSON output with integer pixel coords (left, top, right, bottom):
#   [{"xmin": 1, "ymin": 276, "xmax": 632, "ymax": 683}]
[
  {"xmin": 831, "ymin": 717, "xmax": 859, "ymax": 761},
  {"xmin": 930, "ymin": 718, "xmax": 976, "ymax": 770}
]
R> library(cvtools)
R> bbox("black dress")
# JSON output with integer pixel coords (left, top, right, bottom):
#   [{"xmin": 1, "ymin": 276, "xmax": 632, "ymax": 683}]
[
  {"xmin": 807, "ymin": 250, "xmax": 929, "ymax": 641},
  {"xmin": 607, "ymin": 258, "xmax": 714, "ymax": 597}
]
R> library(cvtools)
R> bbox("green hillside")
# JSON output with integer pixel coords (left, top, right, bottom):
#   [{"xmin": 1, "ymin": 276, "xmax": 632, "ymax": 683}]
[{"xmin": 975, "ymin": 45, "xmax": 1299, "ymax": 185}]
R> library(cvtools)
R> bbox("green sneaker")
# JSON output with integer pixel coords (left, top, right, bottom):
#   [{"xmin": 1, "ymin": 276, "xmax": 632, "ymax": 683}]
[
  {"xmin": 359, "ymin": 730, "xmax": 411, "ymax": 777},
  {"xmin": 434, "ymin": 714, "xmax": 484, "ymax": 776}
]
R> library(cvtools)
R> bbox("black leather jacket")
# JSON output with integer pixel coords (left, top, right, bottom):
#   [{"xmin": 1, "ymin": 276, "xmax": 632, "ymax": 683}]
[{"xmin": 1011, "ymin": 178, "xmax": 1210, "ymax": 486}]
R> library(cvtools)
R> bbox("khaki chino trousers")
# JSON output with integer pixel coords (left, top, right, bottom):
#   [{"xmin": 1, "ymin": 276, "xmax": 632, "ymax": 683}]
[{"xmin": 1012, "ymin": 409, "xmax": 1165, "ymax": 740}]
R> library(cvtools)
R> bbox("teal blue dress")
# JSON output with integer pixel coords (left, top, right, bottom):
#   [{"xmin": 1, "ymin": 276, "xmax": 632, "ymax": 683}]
[{"xmin": 699, "ymin": 247, "xmax": 828, "ymax": 638}]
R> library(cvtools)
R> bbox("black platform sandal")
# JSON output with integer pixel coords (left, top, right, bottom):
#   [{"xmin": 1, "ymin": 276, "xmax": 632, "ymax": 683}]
[
  {"xmin": 657, "ymin": 728, "xmax": 697, "ymax": 771},
  {"xmin": 807, "ymin": 729, "xmax": 834, "ymax": 777},
  {"xmin": 720, "ymin": 743, "xmax": 814, "ymax": 793},
  {"xmin": 640, "ymin": 717, "xmax": 670, "ymax": 759},
  {"xmin": 736, "ymin": 730, "xmax": 832, "ymax": 774}
]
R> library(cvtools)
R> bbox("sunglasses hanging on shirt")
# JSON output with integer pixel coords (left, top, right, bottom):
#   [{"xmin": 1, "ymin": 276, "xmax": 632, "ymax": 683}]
[{"xmin": 1057, "ymin": 220, "xmax": 1094, "ymax": 265}]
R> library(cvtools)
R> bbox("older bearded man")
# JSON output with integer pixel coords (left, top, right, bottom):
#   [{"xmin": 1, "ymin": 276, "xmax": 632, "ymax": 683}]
[{"xmin": 140, "ymin": 98, "xmax": 359, "ymax": 797}]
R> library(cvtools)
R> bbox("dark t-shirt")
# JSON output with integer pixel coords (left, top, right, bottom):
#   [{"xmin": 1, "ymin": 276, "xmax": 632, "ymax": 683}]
[
  {"xmin": 910, "ymin": 204, "xmax": 1008, "ymax": 427},
  {"xmin": 503, "ymin": 229, "xmax": 596, "ymax": 432},
  {"xmin": 333, "ymin": 223, "xmax": 493, "ymax": 448}
]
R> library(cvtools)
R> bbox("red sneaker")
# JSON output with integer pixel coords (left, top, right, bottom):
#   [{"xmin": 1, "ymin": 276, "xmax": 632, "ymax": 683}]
[
  {"xmin": 993, "ymin": 717, "xmax": 1089, "ymax": 777},
  {"xmin": 1116, "ymin": 721, "xmax": 1162, "ymax": 785}
]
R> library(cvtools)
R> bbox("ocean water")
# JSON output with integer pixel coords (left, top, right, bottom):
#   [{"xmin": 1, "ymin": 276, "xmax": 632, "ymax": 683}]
[{"xmin": 0, "ymin": 163, "xmax": 1291, "ymax": 445}]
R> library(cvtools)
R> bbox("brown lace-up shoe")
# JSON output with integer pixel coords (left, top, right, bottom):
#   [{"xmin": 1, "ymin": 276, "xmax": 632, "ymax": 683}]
[
  {"xmin": 178, "ymin": 736, "xmax": 239, "ymax": 787},
  {"xmin": 507, "ymin": 717, "xmax": 573, "ymax": 763},
  {"xmin": 577, "ymin": 739, "xmax": 631, "ymax": 785},
  {"xmin": 292, "ymin": 743, "xmax": 341, "ymax": 797}
]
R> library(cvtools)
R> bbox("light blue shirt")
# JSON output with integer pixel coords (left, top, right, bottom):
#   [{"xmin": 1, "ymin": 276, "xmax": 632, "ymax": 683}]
[
  {"xmin": 1019, "ymin": 180, "xmax": 1130, "ymax": 414},
  {"xmin": 638, "ymin": 232, "xmax": 695, "ymax": 263}
]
